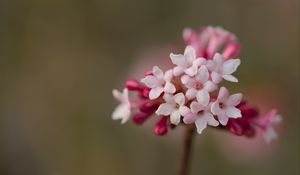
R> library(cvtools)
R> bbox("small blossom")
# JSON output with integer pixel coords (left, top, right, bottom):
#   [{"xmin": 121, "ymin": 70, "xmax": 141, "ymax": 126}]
[
  {"xmin": 211, "ymin": 87, "xmax": 242, "ymax": 125},
  {"xmin": 141, "ymin": 66, "xmax": 176, "ymax": 100},
  {"xmin": 170, "ymin": 46, "xmax": 206, "ymax": 76},
  {"xmin": 184, "ymin": 101, "xmax": 219, "ymax": 134},
  {"xmin": 181, "ymin": 65, "xmax": 217, "ymax": 106},
  {"xmin": 206, "ymin": 53, "xmax": 241, "ymax": 84},
  {"xmin": 112, "ymin": 88, "xmax": 131, "ymax": 124},
  {"xmin": 156, "ymin": 93, "xmax": 190, "ymax": 125}
]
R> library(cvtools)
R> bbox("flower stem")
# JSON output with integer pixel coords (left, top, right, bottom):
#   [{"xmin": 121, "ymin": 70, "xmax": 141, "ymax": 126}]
[{"xmin": 178, "ymin": 125, "xmax": 196, "ymax": 175}]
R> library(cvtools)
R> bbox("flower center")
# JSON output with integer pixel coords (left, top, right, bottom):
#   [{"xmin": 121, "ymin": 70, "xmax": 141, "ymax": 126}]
[
  {"xmin": 197, "ymin": 110, "xmax": 204, "ymax": 115},
  {"xmin": 175, "ymin": 103, "xmax": 180, "ymax": 109},
  {"xmin": 219, "ymin": 102, "xmax": 225, "ymax": 109},
  {"xmin": 195, "ymin": 82, "xmax": 203, "ymax": 90}
]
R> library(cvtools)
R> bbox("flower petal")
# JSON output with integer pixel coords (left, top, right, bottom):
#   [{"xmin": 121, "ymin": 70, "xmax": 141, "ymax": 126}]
[
  {"xmin": 174, "ymin": 93, "xmax": 185, "ymax": 106},
  {"xmin": 164, "ymin": 82, "xmax": 176, "ymax": 94},
  {"xmin": 213, "ymin": 53, "xmax": 224, "ymax": 66},
  {"xmin": 155, "ymin": 103, "xmax": 173, "ymax": 116},
  {"xmin": 112, "ymin": 89, "xmax": 123, "ymax": 102},
  {"xmin": 185, "ymin": 64, "xmax": 198, "ymax": 76},
  {"xmin": 223, "ymin": 75, "xmax": 238, "ymax": 82},
  {"xmin": 196, "ymin": 65, "xmax": 209, "ymax": 83},
  {"xmin": 170, "ymin": 110, "xmax": 181, "ymax": 125},
  {"xmin": 190, "ymin": 101, "xmax": 205, "ymax": 113},
  {"xmin": 183, "ymin": 113, "xmax": 196, "ymax": 124},
  {"xmin": 218, "ymin": 113, "xmax": 229, "ymax": 125},
  {"xmin": 203, "ymin": 81, "xmax": 217, "ymax": 92},
  {"xmin": 181, "ymin": 75, "xmax": 195, "ymax": 88},
  {"xmin": 149, "ymin": 87, "xmax": 164, "ymax": 100},
  {"xmin": 195, "ymin": 118, "xmax": 207, "ymax": 134},
  {"xmin": 217, "ymin": 87, "xmax": 229, "ymax": 101},
  {"xmin": 225, "ymin": 107, "xmax": 242, "ymax": 118},
  {"xmin": 153, "ymin": 66, "xmax": 164, "ymax": 79},
  {"xmin": 196, "ymin": 90, "xmax": 210, "ymax": 106},
  {"xmin": 184, "ymin": 45, "xmax": 196, "ymax": 63},
  {"xmin": 163, "ymin": 93, "xmax": 175, "ymax": 104},
  {"xmin": 112, "ymin": 103, "xmax": 131, "ymax": 124},
  {"xmin": 264, "ymin": 127, "xmax": 277, "ymax": 143},
  {"xmin": 170, "ymin": 53, "xmax": 186, "ymax": 67},
  {"xmin": 164, "ymin": 69, "xmax": 173, "ymax": 81},
  {"xmin": 173, "ymin": 66, "xmax": 184, "ymax": 76},
  {"xmin": 203, "ymin": 112, "xmax": 219, "ymax": 126},
  {"xmin": 211, "ymin": 101, "xmax": 221, "ymax": 115},
  {"xmin": 211, "ymin": 71, "xmax": 222, "ymax": 84},
  {"xmin": 226, "ymin": 93, "xmax": 242, "ymax": 106},
  {"xmin": 222, "ymin": 59, "xmax": 240, "ymax": 75},
  {"xmin": 185, "ymin": 88, "xmax": 197, "ymax": 100},
  {"xmin": 179, "ymin": 106, "xmax": 191, "ymax": 117},
  {"xmin": 141, "ymin": 76, "xmax": 159, "ymax": 88}
]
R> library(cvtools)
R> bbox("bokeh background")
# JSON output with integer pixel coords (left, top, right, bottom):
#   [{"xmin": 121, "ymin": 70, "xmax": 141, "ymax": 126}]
[{"xmin": 0, "ymin": 0, "xmax": 299, "ymax": 175}]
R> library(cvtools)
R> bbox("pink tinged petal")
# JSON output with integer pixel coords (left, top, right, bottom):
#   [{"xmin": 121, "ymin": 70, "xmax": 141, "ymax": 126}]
[
  {"xmin": 218, "ymin": 113, "xmax": 229, "ymax": 125},
  {"xmin": 206, "ymin": 60, "xmax": 215, "ymax": 71},
  {"xmin": 203, "ymin": 112, "xmax": 219, "ymax": 126},
  {"xmin": 170, "ymin": 53, "xmax": 186, "ymax": 67},
  {"xmin": 185, "ymin": 64, "xmax": 198, "ymax": 76},
  {"xmin": 222, "ymin": 59, "xmax": 241, "ymax": 75},
  {"xmin": 222, "ymin": 42, "xmax": 241, "ymax": 60},
  {"xmin": 194, "ymin": 58, "xmax": 207, "ymax": 67},
  {"xmin": 174, "ymin": 93, "xmax": 185, "ymax": 106},
  {"xmin": 195, "ymin": 118, "xmax": 207, "ymax": 134},
  {"xmin": 164, "ymin": 82, "xmax": 176, "ymax": 94},
  {"xmin": 179, "ymin": 106, "xmax": 191, "ymax": 117},
  {"xmin": 149, "ymin": 87, "xmax": 164, "ymax": 100},
  {"xmin": 183, "ymin": 28, "xmax": 193, "ymax": 41},
  {"xmin": 163, "ymin": 93, "xmax": 175, "ymax": 104},
  {"xmin": 184, "ymin": 45, "xmax": 196, "ymax": 63},
  {"xmin": 213, "ymin": 53, "xmax": 224, "ymax": 67},
  {"xmin": 190, "ymin": 101, "xmax": 205, "ymax": 114},
  {"xmin": 203, "ymin": 81, "xmax": 217, "ymax": 92},
  {"xmin": 181, "ymin": 75, "xmax": 195, "ymax": 88},
  {"xmin": 225, "ymin": 107, "xmax": 242, "ymax": 118},
  {"xmin": 211, "ymin": 71, "xmax": 222, "ymax": 84},
  {"xmin": 112, "ymin": 103, "xmax": 131, "ymax": 124},
  {"xmin": 183, "ymin": 113, "xmax": 197, "ymax": 124},
  {"xmin": 173, "ymin": 66, "xmax": 184, "ymax": 76},
  {"xmin": 196, "ymin": 90, "xmax": 210, "ymax": 106},
  {"xmin": 226, "ymin": 93, "xmax": 243, "ymax": 106},
  {"xmin": 185, "ymin": 88, "xmax": 197, "ymax": 100},
  {"xmin": 155, "ymin": 103, "xmax": 173, "ymax": 116},
  {"xmin": 153, "ymin": 66, "xmax": 164, "ymax": 79},
  {"xmin": 196, "ymin": 65, "xmax": 209, "ymax": 83},
  {"xmin": 222, "ymin": 75, "xmax": 238, "ymax": 82},
  {"xmin": 164, "ymin": 69, "xmax": 173, "ymax": 81},
  {"xmin": 141, "ymin": 76, "xmax": 159, "ymax": 88},
  {"xmin": 211, "ymin": 101, "xmax": 221, "ymax": 115},
  {"xmin": 112, "ymin": 89, "xmax": 123, "ymax": 102},
  {"xmin": 264, "ymin": 127, "xmax": 277, "ymax": 143},
  {"xmin": 170, "ymin": 110, "xmax": 181, "ymax": 125},
  {"xmin": 217, "ymin": 87, "xmax": 229, "ymax": 101}
]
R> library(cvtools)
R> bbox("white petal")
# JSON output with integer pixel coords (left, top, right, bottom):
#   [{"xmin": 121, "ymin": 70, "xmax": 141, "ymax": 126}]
[
  {"xmin": 190, "ymin": 101, "xmax": 205, "ymax": 113},
  {"xmin": 163, "ymin": 93, "xmax": 175, "ymax": 104},
  {"xmin": 196, "ymin": 90, "xmax": 210, "ymax": 106},
  {"xmin": 170, "ymin": 53, "xmax": 186, "ymax": 67},
  {"xmin": 141, "ymin": 76, "xmax": 159, "ymax": 88},
  {"xmin": 112, "ymin": 104, "xmax": 131, "ymax": 124},
  {"xmin": 226, "ymin": 93, "xmax": 242, "ymax": 106},
  {"xmin": 206, "ymin": 60, "xmax": 215, "ymax": 71},
  {"xmin": 211, "ymin": 101, "xmax": 221, "ymax": 115},
  {"xmin": 203, "ymin": 81, "xmax": 217, "ymax": 92},
  {"xmin": 112, "ymin": 89, "xmax": 123, "ymax": 102},
  {"xmin": 185, "ymin": 88, "xmax": 197, "ymax": 100},
  {"xmin": 203, "ymin": 112, "xmax": 219, "ymax": 126},
  {"xmin": 184, "ymin": 45, "xmax": 196, "ymax": 63},
  {"xmin": 183, "ymin": 113, "xmax": 196, "ymax": 124},
  {"xmin": 185, "ymin": 64, "xmax": 198, "ymax": 76},
  {"xmin": 170, "ymin": 110, "xmax": 181, "ymax": 125},
  {"xmin": 181, "ymin": 75, "xmax": 195, "ymax": 88},
  {"xmin": 164, "ymin": 69, "xmax": 173, "ymax": 81},
  {"xmin": 225, "ymin": 107, "xmax": 242, "ymax": 118},
  {"xmin": 217, "ymin": 87, "xmax": 229, "ymax": 101},
  {"xmin": 264, "ymin": 127, "xmax": 277, "ymax": 143},
  {"xmin": 194, "ymin": 58, "xmax": 207, "ymax": 67},
  {"xmin": 211, "ymin": 71, "xmax": 222, "ymax": 84},
  {"xmin": 164, "ymin": 82, "xmax": 176, "ymax": 94},
  {"xmin": 149, "ymin": 87, "xmax": 164, "ymax": 100},
  {"xmin": 179, "ymin": 106, "xmax": 191, "ymax": 117},
  {"xmin": 173, "ymin": 66, "xmax": 184, "ymax": 76},
  {"xmin": 195, "ymin": 118, "xmax": 207, "ymax": 134},
  {"xmin": 174, "ymin": 93, "xmax": 185, "ymax": 106},
  {"xmin": 223, "ymin": 75, "xmax": 238, "ymax": 82},
  {"xmin": 196, "ymin": 65, "xmax": 209, "ymax": 83},
  {"xmin": 218, "ymin": 113, "xmax": 229, "ymax": 125},
  {"xmin": 222, "ymin": 59, "xmax": 241, "ymax": 75},
  {"xmin": 155, "ymin": 103, "xmax": 173, "ymax": 116},
  {"xmin": 213, "ymin": 53, "xmax": 224, "ymax": 66},
  {"xmin": 153, "ymin": 66, "xmax": 164, "ymax": 79}
]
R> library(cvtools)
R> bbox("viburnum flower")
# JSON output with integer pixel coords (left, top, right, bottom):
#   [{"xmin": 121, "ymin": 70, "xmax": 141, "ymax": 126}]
[
  {"xmin": 211, "ymin": 87, "xmax": 243, "ymax": 125},
  {"xmin": 111, "ymin": 25, "xmax": 282, "ymax": 175}
]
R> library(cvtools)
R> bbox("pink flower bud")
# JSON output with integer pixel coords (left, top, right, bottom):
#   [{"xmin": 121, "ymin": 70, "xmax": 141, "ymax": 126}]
[
  {"xmin": 139, "ymin": 101, "xmax": 158, "ymax": 114},
  {"xmin": 125, "ymin": 79, "xmax": 142, "ymax": 91},
  {"xmin": 154, "ymin": 117, "xmax": 168, "ymax": 136},
  {"xmin": 132, "ymin": 112, "xmax": 151, "ymax": 125},
  {"xmin": 222, "ymin": 42, "xmax": 241, "ymax": 60}
]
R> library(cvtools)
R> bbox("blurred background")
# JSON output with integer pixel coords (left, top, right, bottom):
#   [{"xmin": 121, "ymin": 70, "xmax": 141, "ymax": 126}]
[{"xmin": 0, "ymin": 0, "xmax": 299, "ymax": 175}]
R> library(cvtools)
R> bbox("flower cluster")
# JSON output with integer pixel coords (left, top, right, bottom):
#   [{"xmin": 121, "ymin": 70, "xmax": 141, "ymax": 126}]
[{"xmin": 112, "ymin": 26, "xmax": 281, "ymax": 142}]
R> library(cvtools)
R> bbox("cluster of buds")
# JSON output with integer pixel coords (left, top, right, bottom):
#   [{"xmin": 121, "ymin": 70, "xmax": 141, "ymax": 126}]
[{"xmin": 112, "ymin": 26, "xmax": 281, "ymax": 142}]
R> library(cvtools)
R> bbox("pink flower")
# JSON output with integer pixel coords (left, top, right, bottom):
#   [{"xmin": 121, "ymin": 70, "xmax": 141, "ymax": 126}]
[
  {"xmin": 206, "ymin": 53, "xmax": 241, "ymax": 84},
  {"xmin": 170, "ymin": 45, "xmax": 206, "ymax": 76},
  {"xmin": 141, "ymin": 66, "xmax": 176, "ymax": 100},
  {"xmin": 155, "ymin": 93, "xmax": 190, "ymax": 125},
  {"xmin": 112, "ymin": 88, "xmax": 131, "ymax": 124},
  {"xmin": 181, "ymin": 65, "xmax": 217, "ymax": 106},
  {"xmin": 184, "ymin": 101, "xmax": 219, "ymax": 134},
  {"xmin": 211, "ymin": 87, "xmax": 242, "ymax": 125}
]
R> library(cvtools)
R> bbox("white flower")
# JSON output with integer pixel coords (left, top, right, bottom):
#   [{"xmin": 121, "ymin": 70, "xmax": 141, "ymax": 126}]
[
  {"xmin": 211, "ymin": 87, "xmax": 242, "ymax": 125},
  {"xmin": 112, "ymin": 88, "xmax": 131, "ymax": 124},
  {"xmin": 155, "ymin": 93, "xmax": 190, "ymax": 125},
  {"xmin": 181, "ymin": 65, "xmax": 217, "ymax": 106},
  {"xmin": 206, "ymin": 53, "xmax": 241, "ymax": 84},
  {"xmin": 141, "ymin": 66, "xmax": 176, "ymax": 100},
  {"xmin": 170, "ymin": 45, "xmax": 206, "ymax": 76},
  {"xmin": 183, "ymin": 101, "xmax": 219, "ymax": 134}
]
